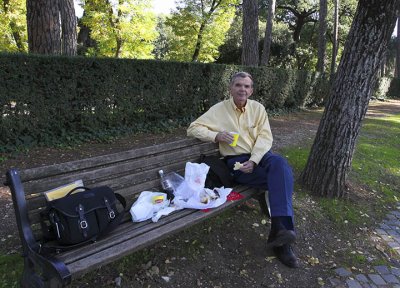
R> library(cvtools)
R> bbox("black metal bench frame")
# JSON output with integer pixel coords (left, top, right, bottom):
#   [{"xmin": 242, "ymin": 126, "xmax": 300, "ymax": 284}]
[{"xmin": 5, "ymin": 138, "xmax": 266, "ymax": 287}]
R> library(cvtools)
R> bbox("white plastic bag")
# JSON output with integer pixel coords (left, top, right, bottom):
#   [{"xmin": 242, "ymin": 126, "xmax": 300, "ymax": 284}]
[
  {"xmin": 185, "ymin": 162, "xmax": 209, "ymax": 191},
  {"xmin": 130, "ymin": 191, "xmax": 170, "ymax": 222},
  {"xmin": 174, "ymin": 187, "xmax": 232, "ymax": 210}
]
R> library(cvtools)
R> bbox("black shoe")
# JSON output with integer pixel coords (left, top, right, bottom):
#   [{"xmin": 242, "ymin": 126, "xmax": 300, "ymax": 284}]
[
  {"xmin": 273, "ymin": 244, "xmax": 299, "ymax": 268},
  {"xmin": 266, "ymin": 229, "xmax": 296, "ymax": 249}
]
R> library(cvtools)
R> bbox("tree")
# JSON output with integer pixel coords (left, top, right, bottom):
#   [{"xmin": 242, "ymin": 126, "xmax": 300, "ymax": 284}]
[
  {"xmin": 276, "ymin": 1, "xmax": 317, "ymax": 43},
  {"xmin": 330, "ymin": 0, "xmax": 339, "ymax": 78},
  {"xmin": 396, "ymin": 14, "xmax": 400, "ymax": 78},
  {"xmin": 166, "ymin": 0, "xmax": 237, "ymax": 62},
  {"xmin": 1, "ymin": 0, "xmax": 27, "ymax": 52},
  {"xmin": 26, "ymin": 0, "xmax": 77, "ymax": 55},
  {"xmin": 260, "ymin": 0, "xmax": 275, "ymax": 65},
  {"xmin": 316, "ymin": 0, "xmax": 327, "ymax": 73},
  {"xmin": 60, "ymin": 0, "xmax": 77, "ymax": 55},
  {"xmin": 27, "ymin": 0, "xmax": 61, "ymax": 54},
  {"xmin": 81, "ymin": 0, "xmax": 158, "ymax": 58},
  {"xmin": 300, "ymin": 0, "xmax": 399, "ymax": 198},
  {"xmin": 242, "ymin": 0, "xmax": 259, "ymax": 66}
]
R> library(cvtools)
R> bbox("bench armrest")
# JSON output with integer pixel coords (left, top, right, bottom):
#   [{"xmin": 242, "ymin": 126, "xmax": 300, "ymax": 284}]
[
  {"xmin": 6, "ymin": 169, "xmax": 71, "ymax": 286},
  {"xmin": 6, "ymin": 169, "xmax": 39, "ymax": 253}
]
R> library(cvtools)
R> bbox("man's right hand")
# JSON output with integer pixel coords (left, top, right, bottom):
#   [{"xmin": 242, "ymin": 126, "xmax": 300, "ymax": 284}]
[{"xmin": 215, "ymin": 131, "xmax": 234, "ymax": 144}]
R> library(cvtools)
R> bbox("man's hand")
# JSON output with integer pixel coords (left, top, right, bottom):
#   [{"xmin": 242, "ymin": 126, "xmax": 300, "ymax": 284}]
[
  {"xmin": 215, "ymin": 131, "xmax": 234, "ymax": 144},
  {"xmin": 240, "ymin": 160, "xmax": 255, "ymax": 174}
]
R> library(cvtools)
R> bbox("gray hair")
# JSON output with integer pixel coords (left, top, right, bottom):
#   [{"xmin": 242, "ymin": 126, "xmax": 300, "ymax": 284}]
[{"xmin": 229, "ymin": 71, "xmax": 254, "ymax": 87}]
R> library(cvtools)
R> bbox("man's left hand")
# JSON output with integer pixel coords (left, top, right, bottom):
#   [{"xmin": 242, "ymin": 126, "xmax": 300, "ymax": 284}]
[{"xmin": 240, "ymin": 160, "xmax": 255, "ymax": 174}]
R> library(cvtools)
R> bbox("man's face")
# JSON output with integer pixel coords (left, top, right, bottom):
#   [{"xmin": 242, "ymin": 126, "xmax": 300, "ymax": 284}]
[{"xmin": 229, "ymin": 76, "xmax": 253, "ymax": 109}]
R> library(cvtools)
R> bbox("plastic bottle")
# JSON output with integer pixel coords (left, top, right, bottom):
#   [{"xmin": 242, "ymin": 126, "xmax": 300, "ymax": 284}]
[{"xmin": 158, "ymin": 170, "xmax": 174, "ymax": 200}]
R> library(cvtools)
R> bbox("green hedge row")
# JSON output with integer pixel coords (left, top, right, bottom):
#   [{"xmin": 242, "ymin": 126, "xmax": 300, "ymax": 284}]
[{"xmin": 0, "ymin": 53, "xmax": 329, "ymax": 151}]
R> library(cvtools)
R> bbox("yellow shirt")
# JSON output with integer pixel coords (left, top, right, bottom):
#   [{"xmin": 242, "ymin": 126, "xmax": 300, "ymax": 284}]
[{"xmin": 187, "ymin": 97, "xmax": 273, "ymax": 164}]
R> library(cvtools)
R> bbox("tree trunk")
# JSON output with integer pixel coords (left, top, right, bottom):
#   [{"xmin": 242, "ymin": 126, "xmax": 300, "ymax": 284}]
[
  {"xmin": 260, "ymin": 0, "xmax": 276, "ymax": 66},
  {"xmin": 27, "ymin": 0, "xmax": 61, "ymax": 54},
  {"xmin": 242, "ymin": 0, "xmax": 259, "ymax": 66},
  {"xmin": 396, "ymin": 15, "xmax": 400, "ymax": 78},
  {"xmin": 316, "ymin": 0, "xmax": 327, "ymax": 73},
  {"xmin": 330, "ymin": 0, "xmax": 339, "ymax": 80},
  {"xmin": 60, "ymin": 0, "xmax": 77, "ymax": 55},
  {"xmin": 300, "ymin": 0, "xmax": 398, "ymax": 198},
  {"xmin": 192, "ymin": 22, "xmax": 206, "ymax": 62}
]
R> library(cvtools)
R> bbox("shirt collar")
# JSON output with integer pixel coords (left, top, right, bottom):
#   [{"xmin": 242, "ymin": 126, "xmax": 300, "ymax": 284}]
[{"xmin": 229, "ymin": 97, "xmax": 246, "ymax": 113}]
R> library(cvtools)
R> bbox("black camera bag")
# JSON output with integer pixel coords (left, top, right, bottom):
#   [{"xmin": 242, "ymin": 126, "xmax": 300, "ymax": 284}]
[{"xmin": 40, "ymin": 186, "xmax": 126, "ymax": 251}]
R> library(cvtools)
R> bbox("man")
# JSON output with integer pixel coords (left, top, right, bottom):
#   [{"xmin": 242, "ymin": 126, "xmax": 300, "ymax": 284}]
[{"xmin": 187, "ymin": 71, "xmax": 299, "ymax": 268}]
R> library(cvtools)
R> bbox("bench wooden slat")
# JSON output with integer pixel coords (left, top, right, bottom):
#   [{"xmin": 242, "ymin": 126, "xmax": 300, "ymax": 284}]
[
  {"xmin": 65, "ymin": 187, "xmax": 261, "ymax": 278},
  {"xmin": 20, "ymin": 138, "xmax": 205, "ymax": 181},
  {"xmin": 22, "ymin": 141, "xmax": 218, "ymax": 195},
  {"xmin": 57, "ymin": 185, "xmax": 252, "ymax": 263}
]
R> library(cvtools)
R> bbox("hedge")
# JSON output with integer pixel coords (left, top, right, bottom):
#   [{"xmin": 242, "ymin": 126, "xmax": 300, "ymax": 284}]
[{"xmin": 0, "ymin": 53, "xmax": 329, "ymax": 151}]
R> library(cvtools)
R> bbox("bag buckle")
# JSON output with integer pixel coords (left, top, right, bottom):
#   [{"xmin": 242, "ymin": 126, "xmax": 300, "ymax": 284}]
[
  {"xmin": 80, "ymin": 220, "xmax": 88, "ymax": 229},
  {"xmin": 78, "ymin": 204, "xmax": 88, "ymax": 237},
  {"xmin": 104, "ymin": 197, "xmax": 116, "ymax": 220}
]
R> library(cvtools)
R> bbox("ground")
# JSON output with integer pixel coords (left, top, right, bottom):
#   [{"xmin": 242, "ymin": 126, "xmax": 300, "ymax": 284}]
[{"xmin": 0, "ymin": 100, "xmax": 399, "ymax": 288}]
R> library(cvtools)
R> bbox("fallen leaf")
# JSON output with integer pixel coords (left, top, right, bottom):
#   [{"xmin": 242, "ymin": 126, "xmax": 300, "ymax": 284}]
[
  {"xmin": 317, "ymin": 277, "xmax": 324, "ymax": 286},
  {"xmin": 265, "ymin": 256, "xmax": 276, "ymax": 263}
]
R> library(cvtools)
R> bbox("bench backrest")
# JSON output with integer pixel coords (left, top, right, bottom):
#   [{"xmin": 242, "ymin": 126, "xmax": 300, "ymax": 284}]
[{"xmin": 12, "ymin": 138, "xmax": 219, "ymax": 240}]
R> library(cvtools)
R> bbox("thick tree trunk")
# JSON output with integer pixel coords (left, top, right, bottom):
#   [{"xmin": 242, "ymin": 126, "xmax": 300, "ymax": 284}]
[
  {"xmin": 330, "ymin": 0, "xmax": 339, "ymax": 79},
  {"xmin": 260, "ymin": 0, "xmax": 275, "ymax": 66},
  {"xmin": 60, "ymin": 0, "xmax": 77, "ymax": 55},
  {"xmin": 300, "ymin": 0, "xmax": 398, "ymax": 198},
  {"xmin": 242, "ymin": 0, "xmax": 259, "ymax": 66},
  {"xmin": 316, "ymin": 0, "xmax": 327, "ymax": 73},
  {"xmin": 27, "ymin": 0, "xmax": 61, "ymax": 54},
  {"xmin": 396, "ymin": 15, "xmax": 400, "ymax": 78}
]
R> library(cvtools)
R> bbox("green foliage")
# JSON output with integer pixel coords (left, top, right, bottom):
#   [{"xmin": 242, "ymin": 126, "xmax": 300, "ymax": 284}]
[
  {"xmin": 0, "ymin": 0, "xmax": 27, "ymax": 53},
  {"xmin": 81, "ymin": 0, "xmax": 158, "ymax": 58},
  {"xmin": 0, "ymin": 53, "xmax": 328, "ymax": 152},
  {"xmin": 0, "ymin": 254, "xmax": 23, "ymax": 288},
  {"xmin": 153, "ymin": 15, "xmax": 174, "ymax": 60},
  {"xmin": 165, "ymin": 0, "xmax": 239, "ymax": 62}
]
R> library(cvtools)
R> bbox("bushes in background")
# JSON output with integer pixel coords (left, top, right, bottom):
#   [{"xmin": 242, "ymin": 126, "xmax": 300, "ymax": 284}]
[{"xmin": 0, "ymin": 53, "xmax": 329, "ymax": 151}]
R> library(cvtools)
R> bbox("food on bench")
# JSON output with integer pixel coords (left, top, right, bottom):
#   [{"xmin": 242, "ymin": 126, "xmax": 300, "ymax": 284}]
[
  {"xmin": 233, "ymin": 162, "xmax": 243, "ymax": 171},
  {"xmin": 200, "ymin": 188, "xmax": 220, "ymax": 204},
  {"xmin": 200, "ymin": 195, "xmax": 210, "ymax": 204},
  {"xmin": 152, "ymin": 195, "xmax": 165, "ymax": 204}
]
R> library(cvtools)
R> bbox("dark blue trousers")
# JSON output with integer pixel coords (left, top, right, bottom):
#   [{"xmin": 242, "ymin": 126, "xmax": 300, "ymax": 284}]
[{"xmin": 226, "ymin": 151, "xmax": 294, "ymax": 229}]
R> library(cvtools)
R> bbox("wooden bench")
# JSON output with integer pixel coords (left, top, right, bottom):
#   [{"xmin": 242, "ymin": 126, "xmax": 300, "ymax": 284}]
[{"xmin": 5, "ymin": 138, "xmax": 265, "ymax": 287}]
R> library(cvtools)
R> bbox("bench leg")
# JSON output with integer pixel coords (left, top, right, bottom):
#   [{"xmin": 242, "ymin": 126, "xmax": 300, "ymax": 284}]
[
  {"xmin": 21, "ymin": 258, "xmax": 44, "ymax": 288},
  {"xmin": 21, "ymin": 257, "xmax": 65, "ymax": 288},
  {"xmin": 254, "ymin": 190, "xmax": 271, "ymax": 218}
]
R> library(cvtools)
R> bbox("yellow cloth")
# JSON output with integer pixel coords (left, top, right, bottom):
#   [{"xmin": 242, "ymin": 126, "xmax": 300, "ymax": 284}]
[
  {"xmin": 44, "ymin": 180, "xmax": 84, "ymax": 201},
  {"xmin": 187, "ymin": 97, "xmax": 273, "ymax": 164}
]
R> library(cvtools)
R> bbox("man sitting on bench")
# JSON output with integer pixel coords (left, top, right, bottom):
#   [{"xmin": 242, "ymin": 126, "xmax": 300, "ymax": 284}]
[{"xmin": 187, "ymin": 71, "xmax": 299, "ymax": 268}]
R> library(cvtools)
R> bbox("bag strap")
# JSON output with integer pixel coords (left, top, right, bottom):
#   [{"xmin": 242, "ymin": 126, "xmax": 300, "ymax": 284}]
[
  {"xmin": 39, "ymin": 192, "xmax": 127, "ymax": 254},
  {"xmin": 66, "ymin": 186, "xmax": 90, "ymax": 197}
]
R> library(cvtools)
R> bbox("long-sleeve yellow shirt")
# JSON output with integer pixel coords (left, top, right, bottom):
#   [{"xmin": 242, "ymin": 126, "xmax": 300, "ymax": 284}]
[{"xmin": 187, "ymin": 97, "xmax": 273, "ymax": 164}]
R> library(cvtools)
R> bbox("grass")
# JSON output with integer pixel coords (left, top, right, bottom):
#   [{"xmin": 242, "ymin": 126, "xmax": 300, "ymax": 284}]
[
  {"xmin": 281, "ymin": 113, "xmax": 400, "ymax": 229},
  {"xmin": 0, "ymin": 254, "xmax": 23, "ymax": 288}
]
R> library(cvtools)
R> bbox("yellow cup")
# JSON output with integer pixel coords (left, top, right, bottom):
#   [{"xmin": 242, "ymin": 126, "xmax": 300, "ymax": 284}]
[{"xmin": 229, "ymin": 132, "xmax": 239, "ymax": 147}]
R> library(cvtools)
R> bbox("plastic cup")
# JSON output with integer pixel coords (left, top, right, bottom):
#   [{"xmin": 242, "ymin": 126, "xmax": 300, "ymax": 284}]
[{"xmin": 229, "ymin": 132, "xmax": 239, "ymax": 147}]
